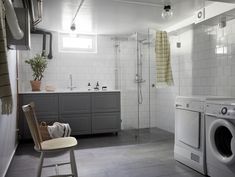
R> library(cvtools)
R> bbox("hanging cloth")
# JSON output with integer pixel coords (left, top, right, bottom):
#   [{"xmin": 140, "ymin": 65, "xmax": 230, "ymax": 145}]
[
  {"xmin": 0, "ymin": 0, "xmax": 12, "ymax": 114},
  {"xmin": 155, "ymin": 31, "xmax": 174, "ymax": 87}
]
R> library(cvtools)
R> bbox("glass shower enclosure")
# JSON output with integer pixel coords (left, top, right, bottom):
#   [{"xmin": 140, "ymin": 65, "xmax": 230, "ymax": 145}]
[{"xmin": 113, "ymin": 30, "xmax": 156, "ymax": 134}]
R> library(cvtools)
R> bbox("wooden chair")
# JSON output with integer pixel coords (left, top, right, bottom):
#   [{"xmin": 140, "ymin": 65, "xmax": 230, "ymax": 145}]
[{"xmin": 22, "ymin": 102, "xmax": 78, "ymax": 177}]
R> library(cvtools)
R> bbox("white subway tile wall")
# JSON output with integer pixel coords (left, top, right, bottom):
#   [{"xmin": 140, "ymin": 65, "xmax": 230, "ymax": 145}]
[
  {"xmin": 18, "ymin": 33, "xmax": 152, "ymax": 130},
  {"xmin": 19, "ymin": 18, "xmax": 235, "ymax": 133},
  {"xmin": 155, "ymin": 18, "xmax": 235, "ymax": 133},
  {"xmin": 19, "ymin": 33, "xmax": 116, "ymax": 92}
]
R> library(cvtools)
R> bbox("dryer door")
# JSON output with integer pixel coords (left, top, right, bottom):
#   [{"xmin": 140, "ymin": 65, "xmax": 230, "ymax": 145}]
[
  {"xmin": 175, "ymin": 109, "xmax": 201, "ymax": 149},
  {"xmin": 209, "ymin": 118, "xmax": 235, "ymax": 164}
]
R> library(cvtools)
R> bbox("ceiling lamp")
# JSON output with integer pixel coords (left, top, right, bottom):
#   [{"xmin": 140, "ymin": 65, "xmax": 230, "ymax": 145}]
[
  {"xmin": 161, "ymin": 5, "xmax": 173, "ymax": 19},
  {"xmin": 70, "ymin": 0, "xmax": 85, "ymax": 31}
]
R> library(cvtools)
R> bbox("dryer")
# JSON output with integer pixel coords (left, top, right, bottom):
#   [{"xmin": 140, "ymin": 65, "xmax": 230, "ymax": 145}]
[
  {"xmin": 174, "ymin": 96, "xmax": 206, "ymax": 174},
  {"xmin": 205, "ymin": 99, "xmax": 235, "ymax": 177}
]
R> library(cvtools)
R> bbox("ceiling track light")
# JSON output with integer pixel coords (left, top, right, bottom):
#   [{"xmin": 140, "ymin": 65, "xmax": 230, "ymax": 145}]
[
  {"xmin": 70, "ymin": 0, "xmax": 85, "ymax": 31},
  {"xmin": 162, "ymin": 4, "xmax": 173, "ymax": 19}
]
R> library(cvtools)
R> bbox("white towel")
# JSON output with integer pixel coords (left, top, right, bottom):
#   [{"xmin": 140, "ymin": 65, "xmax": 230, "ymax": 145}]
[{"xmin": 47, "ymin": 122, "xmax": 71, "ymax": 138}]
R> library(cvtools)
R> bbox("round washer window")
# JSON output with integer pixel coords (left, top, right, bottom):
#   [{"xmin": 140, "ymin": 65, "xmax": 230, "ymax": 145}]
[
  {"xmin": 209, "ymin": 118, "xmax": 235, "ymax": 164},
  {"xmin": 214, "ymin": 126, "xmax": 233, "ymax": 157}
]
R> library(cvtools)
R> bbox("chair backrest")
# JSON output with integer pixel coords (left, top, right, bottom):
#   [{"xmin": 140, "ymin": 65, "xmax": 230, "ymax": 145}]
[{"xmin": 22, "ymin": 102, "xmax": 42, "ymax": 150}]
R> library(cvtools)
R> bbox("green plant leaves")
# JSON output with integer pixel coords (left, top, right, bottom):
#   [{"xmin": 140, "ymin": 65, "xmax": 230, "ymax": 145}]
[{"xmin": 25, "ymin": 54, "xmax": 47, "ymax": 81}]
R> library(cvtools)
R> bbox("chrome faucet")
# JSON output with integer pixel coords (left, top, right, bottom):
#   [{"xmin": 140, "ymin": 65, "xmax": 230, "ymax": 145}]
[{"xmin": 68, "ymin": 74, "xmax": 76, "ymax": 91}]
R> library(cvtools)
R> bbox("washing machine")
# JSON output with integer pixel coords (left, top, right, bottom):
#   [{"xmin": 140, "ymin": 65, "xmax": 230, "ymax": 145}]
[
  {"xmin": 174, "ymin": 96, "xmax": 207, "ymax": 175},
  {"xmin": 205, "ymin": 99, "xmax": 235, "ymax": 177}
]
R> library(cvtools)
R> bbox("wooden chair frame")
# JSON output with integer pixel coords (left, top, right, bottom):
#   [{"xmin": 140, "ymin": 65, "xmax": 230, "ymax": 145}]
[{"xmin": 22, "ymin": 102, "xmax": 78, "ymax": 177}]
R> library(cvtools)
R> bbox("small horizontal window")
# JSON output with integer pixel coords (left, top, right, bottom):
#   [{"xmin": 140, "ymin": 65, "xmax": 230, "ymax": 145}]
[
  {"xmin": 215, "ymin": 45, "xmax": 227, "ymax": 55},
  {"xmin": 59, "ymin": 33, "xmax": 97, "ymax": 53}
]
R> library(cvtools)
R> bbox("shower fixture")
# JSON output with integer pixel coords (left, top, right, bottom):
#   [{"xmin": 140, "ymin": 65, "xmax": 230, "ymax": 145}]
[
  {"xmin": 161, "ymin": 4, "xmax": 173, "ymax": 19},
  {"xmin": 136, "ymin": 37, "xmax": 146, "ymax": 105},
  {"xmin": 70, "ymin": 0, "xmax": 85, "ymax": 31}
]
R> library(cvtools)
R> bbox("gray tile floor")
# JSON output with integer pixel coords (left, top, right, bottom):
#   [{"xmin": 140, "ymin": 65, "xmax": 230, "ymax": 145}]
[{"xmin": 6, "ymin": 128, "xmax": 205, "ymax": 177}]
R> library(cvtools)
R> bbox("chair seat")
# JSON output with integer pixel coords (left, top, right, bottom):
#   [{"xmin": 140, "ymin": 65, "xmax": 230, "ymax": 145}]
[{"xmin": 40, "ymin": 137, "xmax": 77, "ymax": 151}]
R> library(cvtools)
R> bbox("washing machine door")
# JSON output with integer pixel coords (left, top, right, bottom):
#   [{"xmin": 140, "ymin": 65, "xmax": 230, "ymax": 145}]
[{"xmin": 209, "ymin": 119, "xmax": 235, "ymax": 164}]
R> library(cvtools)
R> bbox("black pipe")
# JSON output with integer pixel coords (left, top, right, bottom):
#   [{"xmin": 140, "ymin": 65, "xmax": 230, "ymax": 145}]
[
  {"xmin": 42, "ymin": 33, "xmax": 46, "ymax": 57},
  {"xmin": 31, "ymin": 28, "xmax": 53, "ymax": 59},
  {"xmin": 47, "ymin": 32, "xmax": 53, "ymax": 59}
]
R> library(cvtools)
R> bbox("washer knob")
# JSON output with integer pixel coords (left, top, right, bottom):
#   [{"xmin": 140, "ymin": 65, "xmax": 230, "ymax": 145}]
[{"xmin": 221, "ymin": 107, "xmax": 228, "ymax": 115}]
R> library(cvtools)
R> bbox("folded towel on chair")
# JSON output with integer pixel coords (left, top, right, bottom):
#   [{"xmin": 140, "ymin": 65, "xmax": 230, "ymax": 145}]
[{"xmin": 47, "ymin": 122, "xmax": 71, "ymax": 138}]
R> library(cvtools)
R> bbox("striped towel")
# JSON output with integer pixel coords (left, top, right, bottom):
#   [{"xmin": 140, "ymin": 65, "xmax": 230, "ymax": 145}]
[
  {"xmin": 47, "ymin": 122, "xmax": 71, "ymax": 138},
  {"xmin": 155, "ymin": 31, "xmax": 174, "ymax": 87},
  {"xmin": 0, "ymin": 1, "xmax": 12, "ymax": 115}
]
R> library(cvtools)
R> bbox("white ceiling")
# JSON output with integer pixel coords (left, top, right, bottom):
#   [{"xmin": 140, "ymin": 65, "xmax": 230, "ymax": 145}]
[
  {"xmin": 209, "ymin": 0, "xmax": 235, "ymax": 2},
  {"xmin": 38, "ymin": 0, "xmax": 212, "ymax": 34}
]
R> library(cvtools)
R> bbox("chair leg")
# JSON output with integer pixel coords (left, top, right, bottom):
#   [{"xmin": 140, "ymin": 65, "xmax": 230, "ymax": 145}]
[
  {"xmin": 37, "ymin": 152, "xmax": 44, "ymax": 177},
  {"xmin": 70, "ymin": 149, "xmax": 78, "ymax": 177}
]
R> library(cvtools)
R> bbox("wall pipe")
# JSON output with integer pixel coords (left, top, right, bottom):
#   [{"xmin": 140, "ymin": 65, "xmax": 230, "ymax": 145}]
[
  {"xmin": 31, "ymin": 29, "xmax": 53, "ymax": 59},
  {"xmin": 4, "ymin": 0, "xmax": 24, "ymax": 40}
]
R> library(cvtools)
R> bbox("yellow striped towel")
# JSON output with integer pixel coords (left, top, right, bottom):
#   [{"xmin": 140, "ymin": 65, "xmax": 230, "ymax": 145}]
[{"xmin": 155, "ymin": 31, "xmax": 174, "ymax": 87}]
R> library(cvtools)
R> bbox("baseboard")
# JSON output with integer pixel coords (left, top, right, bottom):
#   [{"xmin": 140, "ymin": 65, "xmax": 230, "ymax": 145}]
[{"xmin": 2, "ymin": 143, "xmax": 18, "ymax": 177}]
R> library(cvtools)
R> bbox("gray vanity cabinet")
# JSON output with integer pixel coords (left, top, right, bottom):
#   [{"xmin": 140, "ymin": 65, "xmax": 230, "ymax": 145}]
[
  {"xmin": 60, "ymin": 114, "xmax": 91, "ymax": 135},
  {"xmin": 19, "ymin": 91, "xmax": 121, "ymax": 139},
  {"xmin": 92, "ymin": 92, "xmax": 121, "ymax": 133},
  {"xmin": 59, "ymin": 93, "xmax": 91, "ymax": 114},
  {"xmin": 19, "ymin": 93, "xmax": 59, "ymax": 139},
  {"xmin": 21, "ymin": 94, "xmax": 59, "ymax": 116},
  {"xmin": 92, "ymin": 112, "xmax": 121, "ymax": 133},
  {"xmin": 92, "ymin": 92, "xmax": 120, "ymax": 113},
  {"xmin": 59, "ymin": 94, "xmax": 91, "ymax": 135}
]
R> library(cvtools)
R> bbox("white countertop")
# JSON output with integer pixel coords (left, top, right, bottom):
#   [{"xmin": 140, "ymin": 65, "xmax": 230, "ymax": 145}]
[
  {"xmin": 206, "ymin": 98, "xmax": 235, "ymax": 105},
  {"xmin": 176, "ymin": 95, "xmax": 234, "ymax": 102},
  {"xmin": 19, "ymin": 89, "xmax": 121, "ymax": 94}
]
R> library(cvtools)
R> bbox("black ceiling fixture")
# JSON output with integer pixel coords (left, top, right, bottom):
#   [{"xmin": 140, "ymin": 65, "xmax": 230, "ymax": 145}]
[{"xmin": 162, "ymin": 4, "xmax": 173, "ymax": 19}]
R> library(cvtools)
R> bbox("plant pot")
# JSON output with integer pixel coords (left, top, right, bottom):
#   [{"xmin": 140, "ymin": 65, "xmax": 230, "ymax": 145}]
[{"xmin": 30, "ymin": 80, "xmax": 41, "ymax": 91}]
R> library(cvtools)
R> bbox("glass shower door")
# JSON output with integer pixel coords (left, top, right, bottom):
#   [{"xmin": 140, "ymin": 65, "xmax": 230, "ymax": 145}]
[
  {"xmin": 119, "ymin": 36, "xmax": 139, "ymax": 130},
  {"xmin": 118, "ymin": 32, "xmax": 151, "ymax": 131}
]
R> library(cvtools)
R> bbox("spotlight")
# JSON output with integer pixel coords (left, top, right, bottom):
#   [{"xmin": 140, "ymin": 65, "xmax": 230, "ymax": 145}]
[
  {"xmin": 70, "ymin": 23, "xmax": 76, "ymax": 31},
  {"xmin": 70, "ymin": 0, "xmax": 85, "ymax": 31},
  {"xmin": 162, "ymin": 5, "xmax": 173, "ymax": 19}
]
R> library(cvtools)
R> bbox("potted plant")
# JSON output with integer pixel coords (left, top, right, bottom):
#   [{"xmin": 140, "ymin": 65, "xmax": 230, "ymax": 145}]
[{"xmin": 25, "ymin": 54, "xmax": 47, "ymax": 91}]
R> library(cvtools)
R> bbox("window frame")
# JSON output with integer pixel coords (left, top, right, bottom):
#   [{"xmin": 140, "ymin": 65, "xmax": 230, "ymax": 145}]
[{"xmin": 58, "ymin": 33, "xmax": 97, "ymax": 53}]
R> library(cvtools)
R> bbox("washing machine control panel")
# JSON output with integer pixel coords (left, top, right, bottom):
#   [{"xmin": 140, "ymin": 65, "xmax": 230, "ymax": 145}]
[{"xmin": 206, "ymin": 104, "xmax": 235, "ymax": 119}]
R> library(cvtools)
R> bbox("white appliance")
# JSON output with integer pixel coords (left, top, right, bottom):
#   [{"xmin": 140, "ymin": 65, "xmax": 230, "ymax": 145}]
[
  {"xmin": 174, "ymin": 96, "xmax": 206, "ymax": 174},
  {"xmin": 205, "ymin": 99, "xmax": 235, "ymax": 177}
]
